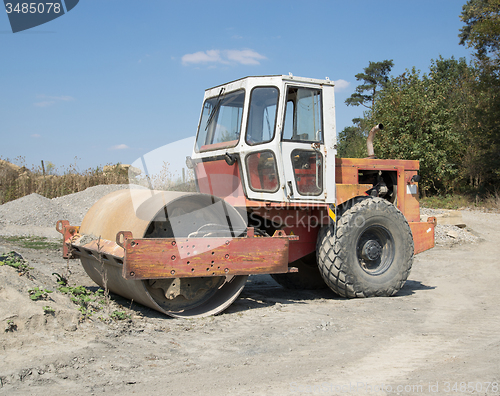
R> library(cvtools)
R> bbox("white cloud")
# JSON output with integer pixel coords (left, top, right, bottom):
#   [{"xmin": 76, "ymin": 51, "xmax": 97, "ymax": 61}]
[
  {"xmin": 110, "ymin": 144, "xmax": 129, "ymax": 150},
  {"xmin": 47, "ymin": 95, "xmax": 74, "ymax": 101},
  {"xmin": 34, "ymin": 101, "xmax": 55, "ymax": 107},
  {"xmin": 182, "ymin": 50, "xmax": 224, "ymax": 65},
  {"xmin": 31, "ymin": 134, "xmax": 41, "ymax": 138},
  {"xmin": 334, "ymin": 79, "xmax": 350, "ymax": 92},
  {"xmin": 182, "ymin": 49, "xmax": 266, "ymax": 66},
  {"xmin": 225, "ymin": 49, "xmax": 266, "ymax": 65},
  {"xmin": 34, "ymin": 94, "xmax": 75, "ymax": 107}
]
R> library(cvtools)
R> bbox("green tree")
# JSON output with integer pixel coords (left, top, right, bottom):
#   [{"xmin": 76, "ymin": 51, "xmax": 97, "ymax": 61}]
[
  {"xmin": 337, "ymin": 122, "xmax": 367, "ymax": 158},
  {"xmin": 459, "ymin": 0, "xmax": 500, "ymax": 189},
  {"xmin": 371, "ymin": 58, "xmax": 475, "ymax": 194},
  {"xmin": 466, "ymin": 67, "xmax": 500, "ymax": 188},
  {"xmin": 459, "ymin": 0, "xmax": 500, "ymax": 64},
  {"xmin": 345, "ymin": 60, "xmax": 394, "ymax": 110},
  {"xmin": 339, "ymin": 60, "xmax": 394, "ymax": 157}
]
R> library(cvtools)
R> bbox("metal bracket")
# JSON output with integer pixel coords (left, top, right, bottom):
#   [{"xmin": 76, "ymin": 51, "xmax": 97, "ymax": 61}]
[
  {"xmin": 116, "ymin": 231, "xmax": 133, "ymax": 248},
  {"xmin": 272, "ymin": 230, "xmax": 299, "ymax": 240},
  {"xmin": 55, "ymin": 220, "xmax": 80, "ymax": 259}
]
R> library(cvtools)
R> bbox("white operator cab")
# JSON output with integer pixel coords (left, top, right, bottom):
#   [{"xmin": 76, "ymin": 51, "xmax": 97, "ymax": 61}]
[{"xmin": 191, "ymin": 75, "xmax": 337, "ymax": 205}]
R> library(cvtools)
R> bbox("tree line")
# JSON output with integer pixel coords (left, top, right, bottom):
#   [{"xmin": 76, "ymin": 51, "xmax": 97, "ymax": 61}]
[{"xmin": 338, "ymin": 0, "xmax": 500, "ymax": 196}]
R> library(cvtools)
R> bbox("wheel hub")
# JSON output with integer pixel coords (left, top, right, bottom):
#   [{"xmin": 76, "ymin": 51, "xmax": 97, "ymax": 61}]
[
  {"xmin": 361, "ymin": 240, "xmax": 383, "ymax": 261},
  {"xmin": 356, "ymin": 224, "xmax": 395, "ymax": 275}
]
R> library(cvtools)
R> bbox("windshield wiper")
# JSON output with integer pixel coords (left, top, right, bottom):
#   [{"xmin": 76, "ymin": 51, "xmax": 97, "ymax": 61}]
[{"xmin": 205, "ymin": 87, "xmax": 225, "ymax": 131}]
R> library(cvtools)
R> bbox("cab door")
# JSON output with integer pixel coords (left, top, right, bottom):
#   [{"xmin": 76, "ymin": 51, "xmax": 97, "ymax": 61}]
[{"xmin": 280, "ymin": 85, "xmax": 326, "ymax": 202}]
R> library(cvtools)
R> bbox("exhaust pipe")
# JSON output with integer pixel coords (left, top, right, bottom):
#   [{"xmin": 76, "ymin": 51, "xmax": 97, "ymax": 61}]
[{"xmin": 367, "ymin": 124, "xmax": 383, "ymax": 159}]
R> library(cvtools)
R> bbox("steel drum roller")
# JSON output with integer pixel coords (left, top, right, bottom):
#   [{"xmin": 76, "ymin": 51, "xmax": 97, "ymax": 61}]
[{"xmin": 78, "ymin": 189, "xmax": 248, "ymax": 318}]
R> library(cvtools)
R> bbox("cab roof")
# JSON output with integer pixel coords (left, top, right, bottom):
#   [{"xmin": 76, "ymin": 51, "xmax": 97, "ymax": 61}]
[{"xmin": 206, "ymin": 74, "xmax": 335, "ymax": 91}]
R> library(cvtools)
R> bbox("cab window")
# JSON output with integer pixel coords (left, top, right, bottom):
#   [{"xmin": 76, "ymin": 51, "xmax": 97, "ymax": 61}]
[
  {"xmin": 246, "ymin": 150, "xmax": 279, "ymax": 193},
  {"xmin": 196, "ymin": 89, "xmax": 245, "ymax": 152},
  {"xmin": 246, "ymin": 87, "xmax": 279, "ymax": 145},
  {"xmin": 282, "ymin": 87, "xmax": 322, "ymax": 142},
  {"xmin": 291, "ymin": 149, "xmax": 323, "ymax": 195}
]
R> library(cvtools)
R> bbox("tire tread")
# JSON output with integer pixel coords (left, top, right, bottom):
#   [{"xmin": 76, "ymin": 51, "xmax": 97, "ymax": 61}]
[{"xmin": 316, "ymin": 198, "xmax": 414, "ymax": 298}]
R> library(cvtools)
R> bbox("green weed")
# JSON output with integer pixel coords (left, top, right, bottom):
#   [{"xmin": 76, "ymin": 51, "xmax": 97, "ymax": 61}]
[
  {"xmin": 110, "ymin": 310, "xmax": 130, "ymax": 321},
  {"xmin": 56, "ymin": 279, "xmax": 105, "ymax": 321},
  {"xmin": 4, "ymin": 319, "xmax": 17, "ymax": 332},
  {"xmin": 420, "ymin": 195, "xmax": 470, "ymax": 210},
  {"xmin": 0, "ymin": 251, "xmax": 31, "ymax": 275},
  {"xmin": 52, "ymin": 273, "xmax": 132, "ymax": 323},
  {"xmin": 28, "ymin": 287, "xmax": 53, "ymax": 301},
  {"xmin": 43, "ymin": 306, "xmax": 55, "ymax": 314},
  {"xmin": 4, "ymin": 236, "xmax": 60, "ymax": 250},
  {"xmin": 421, "ymin": 192, "xmax": 500, "ymax": 211},
  {"xmin": 52, "ymin": 272, "xmax": 68, "ymax": 286}
]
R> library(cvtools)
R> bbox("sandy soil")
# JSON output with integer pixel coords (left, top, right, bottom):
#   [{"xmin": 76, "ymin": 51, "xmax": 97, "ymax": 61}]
[{"xmin": 1, "ymin": 210, "xmax": 499, "ymax": 396}]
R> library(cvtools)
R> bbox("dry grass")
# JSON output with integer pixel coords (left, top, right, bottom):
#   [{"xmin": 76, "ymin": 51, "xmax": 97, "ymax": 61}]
[
  {"xmin": 0, "ymin": 163, "xmax": 128, "ymax": 205},
  {"xmin": 483, "ymin": 190, "xmax": 500, "ymax": 210},
  {"xmin": 134, "ymin": 161, "xmax": 196, "ymax": 193},
  {"xmin": 0, "ymin": 157, "xmax": 196, "ymax": 205},
  {"xmin": 420, "ymin": 190, "xmax": 500, "ymax": 211}
]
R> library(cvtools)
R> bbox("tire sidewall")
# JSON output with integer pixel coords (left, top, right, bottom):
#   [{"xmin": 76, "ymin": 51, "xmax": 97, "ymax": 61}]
[{"xmin": 340, "ymin": 201, "xmax": 412, "ymax": 294}]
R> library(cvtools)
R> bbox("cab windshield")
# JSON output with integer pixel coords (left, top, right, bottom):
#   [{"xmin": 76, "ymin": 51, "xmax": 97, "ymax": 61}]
[{"xmin": 195, "ymin": 89, "xmax": 245, "ymax": 152}]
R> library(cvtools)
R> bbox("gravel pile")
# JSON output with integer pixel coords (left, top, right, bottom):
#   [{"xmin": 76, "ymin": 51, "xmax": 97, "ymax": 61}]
[
  {"xmin": 52, "ymin": 184, "xmax": 134, "ymax": 225},
  {"xmin": 420, "ymin": 207, "xmax": 480, "ymax": 246},
  {"xmin": 434, "ymin": 224, "xmax": 479, "ymax": 245},
  {"xmin": 419, "ymin": 207, "xmax": 448, "ymax": 216},
  {"xmin": 0, "ymin": 184, "xmax": 132, "ymax": 228},
  {"xmin": 0, "ymin": 193, "xmax": 72, "ymax": 228}
]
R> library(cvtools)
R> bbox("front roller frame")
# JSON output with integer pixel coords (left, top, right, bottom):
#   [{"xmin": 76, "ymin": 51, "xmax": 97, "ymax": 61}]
[
  {"xmin": 57, "ymin": 223, "xmax": 299, "ymax": 279},
  {"xmin": 57, "ymin": 223, "xmax": 298, "ymax": 318},
  {"xmin": 118, "ymin": 229, "xmax": 298, "ymax": 280}
]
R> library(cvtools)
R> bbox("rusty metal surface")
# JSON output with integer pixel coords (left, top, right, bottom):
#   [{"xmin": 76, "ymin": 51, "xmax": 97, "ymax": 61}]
[
  {"xmin": 410, "ymin": 217, "xmax": 436, "ymax": 254},
  {"xmin": 77, "ymin": 249, "xmax": 248, "ymax": 318},
  {"xmin": 403, "ymin": 170, "xmax": 421, "ymax": 222},
  {"xmin": 336, "ymin": 184, "xmax": 372, "ymax": 206},
  {"xmin": 248, "ymin": 208, "xmax": 328, "ymax": 262},
  {"xmin": 335, "ymin": 158, "xmax": 419, "ymax": 186},
  {"xmin": 334, "ymin": 159, "xmax": 424, "ymax": 224},
  {"xmin": 396, "ymin": 166, "xmax": 405, "ymax": 212},
  {"xmin": 239, "ymin": 201, "xmax": 328, "ymax": 210},
  {"xmin": 55, "ymin": 220, "xmax": 80, "ymax": 259},
  {"xmin": 335, "ymin": 157, "xmax": 420, "ymax": 170},
  {"xmin": 72, "ymin": 236, "xmax": 125, "ymax": 261},
  {"xmin": 122, "ymin": 234, "xmax": 290, "ymax": 280}
]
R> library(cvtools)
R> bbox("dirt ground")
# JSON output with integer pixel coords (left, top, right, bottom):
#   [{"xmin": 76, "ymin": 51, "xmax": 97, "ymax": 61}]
[{"xmin": 1, "ymin": 210, "xmax": 499, "ymax": 396}]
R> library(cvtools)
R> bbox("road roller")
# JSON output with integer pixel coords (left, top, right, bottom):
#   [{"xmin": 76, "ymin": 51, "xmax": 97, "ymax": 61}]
[{"xmin": 57, "ymin": 75, "xmax": 436, "ymax": 318}]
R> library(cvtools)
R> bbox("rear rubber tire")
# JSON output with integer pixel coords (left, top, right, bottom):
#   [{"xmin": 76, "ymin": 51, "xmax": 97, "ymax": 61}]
[
  {"xmin": 317, "ymin": 197, "xmax": 413, "ymax": 298},
  {"xmin": 271, "ymin": 253, "xmax": 327, "ymax": 290}
]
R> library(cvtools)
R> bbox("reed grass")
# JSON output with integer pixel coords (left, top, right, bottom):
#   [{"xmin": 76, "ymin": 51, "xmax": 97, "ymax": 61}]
[{"xmin": 0, "ymin": 157, "xmax": 195, "ymax": 205}]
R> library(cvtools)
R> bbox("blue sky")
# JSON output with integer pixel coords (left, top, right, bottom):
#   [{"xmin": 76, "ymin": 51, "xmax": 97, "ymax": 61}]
[{"xmin": 1, "ymin": 0, "xmax": 471, "ymax": 175}]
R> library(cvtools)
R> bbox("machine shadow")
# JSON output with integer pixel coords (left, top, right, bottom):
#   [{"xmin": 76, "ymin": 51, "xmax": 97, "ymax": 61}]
[
  {"xmin": 225, "ymin": 275, "xmax": 340, "ymax": 314},
  {"xmin": 396, "ymin": 280, "xmax": 436, "ymax": 296},
  {"xmin": 102, "ymin": 276, "xmax": 436, "ymax": 319}
]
